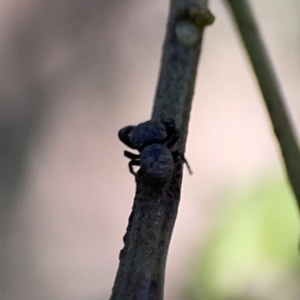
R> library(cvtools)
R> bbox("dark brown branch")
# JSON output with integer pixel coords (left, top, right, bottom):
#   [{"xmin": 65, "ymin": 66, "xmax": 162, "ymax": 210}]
[
  {"xmin": 110, "ymin": 1, "xmax": 214, "ymax": 299},
  {"xmin": 225, "ymin": 0, "xmax": 300, "ymax": 209}
]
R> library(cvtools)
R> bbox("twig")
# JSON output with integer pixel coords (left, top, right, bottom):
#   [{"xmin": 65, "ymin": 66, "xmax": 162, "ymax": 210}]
[
  {"xmin": 225, "ymin": 0, "xmax": 300, "ymax": 209},
  {"xmin": 110, "ymin": 1, "xmax": 214, "ymax": 299}
]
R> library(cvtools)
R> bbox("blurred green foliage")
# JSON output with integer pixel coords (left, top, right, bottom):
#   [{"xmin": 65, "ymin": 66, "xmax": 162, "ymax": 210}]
[{"xmin": 186, "ymin": 172, "xmax": 300, "ymax": 300}]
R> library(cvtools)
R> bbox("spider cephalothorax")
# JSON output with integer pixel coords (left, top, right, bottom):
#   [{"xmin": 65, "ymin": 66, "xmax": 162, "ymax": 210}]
[{"xmin": 118, "ymin": 119, "xmax": 192, "ymax": 183}]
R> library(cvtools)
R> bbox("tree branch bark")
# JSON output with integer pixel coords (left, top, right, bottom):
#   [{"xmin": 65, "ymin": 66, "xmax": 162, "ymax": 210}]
[
  {"xmin": 110, "ymin": 1, "xmax": 214, "ymax": 299},
  {"xmin": 225, "ymin": 0, "xmax": 300, "ymax": 210}
]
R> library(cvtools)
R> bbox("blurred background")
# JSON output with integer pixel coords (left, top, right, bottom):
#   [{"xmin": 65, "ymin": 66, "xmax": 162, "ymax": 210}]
[{"xmin": 0, "ymin": 0, "xmax": 299, "ymax": 299}]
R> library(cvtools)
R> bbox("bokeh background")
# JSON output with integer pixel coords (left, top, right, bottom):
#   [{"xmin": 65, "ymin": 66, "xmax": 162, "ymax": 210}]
[{"xmin": 0, "ymin": 0, "xmax": 299, "ymax": 299}]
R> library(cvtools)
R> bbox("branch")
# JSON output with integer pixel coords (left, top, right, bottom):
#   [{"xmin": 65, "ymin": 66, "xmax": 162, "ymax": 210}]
[
  {"xmin": 225, "ymin": 0, "xmax": 300, "ymax": 209},
  {"xmin": 110, "ymin": 1, "xmax": 214, "ymax": 299}
]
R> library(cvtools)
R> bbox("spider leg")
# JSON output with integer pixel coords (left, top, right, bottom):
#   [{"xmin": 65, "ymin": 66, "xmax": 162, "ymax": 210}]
[
  {"xmin": 128, "ymin": 159, "xmax": 140, "ymax": 176},
  {"xmin": 172, "ymin": 150, "xmax": 193, "ymax": 174},
  {"xmin": 118, "ymin": 126, "xmax": 136, "ymax": 149},
  {"xmin": 161, "ymin": 118, "xmax": 175, "ymax": 138},
  {"xmin": 161, "ymin": 118, "xmax": 180, "ymax": 148},
  {"xmin": 166, "ymin": 129, "xmax": 180, "ymax": 148},
  {"xmin": 124, "ymin": 150, "xmax": 140, "ymax": 160}
]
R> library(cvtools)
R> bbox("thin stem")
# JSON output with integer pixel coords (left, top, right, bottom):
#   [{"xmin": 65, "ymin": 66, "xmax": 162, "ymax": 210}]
[
  {"xmin": 225, "ymin": 0, "xmax": 300, "ymax": 209},
  {"xmin": 110, "ymin": 1, "xmax": 214, "ymax": 299}
]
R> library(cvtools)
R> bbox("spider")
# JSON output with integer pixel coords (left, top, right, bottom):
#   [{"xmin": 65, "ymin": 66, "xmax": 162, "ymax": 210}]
[{"xmin": 118, "ymin": 119, "xmax": 192, "ymax": 182}]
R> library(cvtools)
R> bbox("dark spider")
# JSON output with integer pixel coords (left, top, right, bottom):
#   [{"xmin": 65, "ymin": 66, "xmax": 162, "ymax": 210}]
[{"xmin": 118, "ymin": 119, "xmax": 192, "ymax": 182}]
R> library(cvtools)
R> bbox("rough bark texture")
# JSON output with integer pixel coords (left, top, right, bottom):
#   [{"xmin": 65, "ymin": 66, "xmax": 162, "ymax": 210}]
[{"xmin": 110, "ymin": 1, "xmax": 214, "ymax": 299}]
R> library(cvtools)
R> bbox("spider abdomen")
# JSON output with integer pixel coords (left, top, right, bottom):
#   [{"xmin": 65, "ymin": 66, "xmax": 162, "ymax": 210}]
[{"xmin": 140, "ymin": 144, "xmax": 174, "ymax": 182}]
